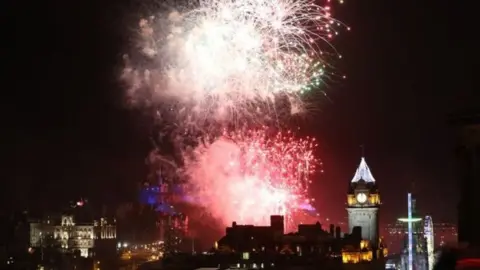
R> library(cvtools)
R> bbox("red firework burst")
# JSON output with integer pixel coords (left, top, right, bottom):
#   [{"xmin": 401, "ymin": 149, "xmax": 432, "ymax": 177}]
[{"xmin": 184, "ymin": 127, "xmax": 320, "ymax": 231}]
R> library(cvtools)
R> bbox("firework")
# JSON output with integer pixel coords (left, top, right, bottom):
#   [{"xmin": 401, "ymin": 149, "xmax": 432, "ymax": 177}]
[
  {"xmin": 123, "ymin": 0, "xmax": 347, "ymax": 121},
  {"xmin": 183, "ymin": 127, "xmax": 320, "ymax": 230}
]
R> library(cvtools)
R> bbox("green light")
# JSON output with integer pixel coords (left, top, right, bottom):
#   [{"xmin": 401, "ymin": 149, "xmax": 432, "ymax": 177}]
[{"xmin": 398, "ymin": 218, "xmax": 422, "ymax": 223}]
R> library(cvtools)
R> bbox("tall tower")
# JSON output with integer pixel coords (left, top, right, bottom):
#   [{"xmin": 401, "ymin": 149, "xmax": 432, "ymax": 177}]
[
  {"xmin": 398, "ymin": 193, "xmax": 428, "ymax": 270},
  {"xmin": 346, "ymin": 157, "xmax": 381, "ymax": 247}
]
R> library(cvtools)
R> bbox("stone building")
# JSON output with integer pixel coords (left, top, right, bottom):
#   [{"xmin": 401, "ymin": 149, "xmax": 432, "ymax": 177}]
[{"xmin": 30, "ymin": 215, "xmax": 94, "ymax": 257}]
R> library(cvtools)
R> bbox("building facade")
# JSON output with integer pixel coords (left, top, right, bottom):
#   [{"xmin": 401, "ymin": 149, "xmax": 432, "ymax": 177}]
[
  {"xmin": 216, "ymin": 215, "xmax": 336, "ymax": 258},
  {"xmin": 346, "ymin": 157, "xmax": 381, "ymax": 248},
  {"xmin": 214, "ymin": 214, "xmax": 385, "ymax": 266},
  {"xmin": 30, "ymin": 215, "xmax": 117, "ymax": 260},
  {"xmin": 94, "ymin": 217, "xmax": 116, "ymax": 240},
  {"xmin": 30, "ymin": 215, "xmax": 94, "ymax": 257}
]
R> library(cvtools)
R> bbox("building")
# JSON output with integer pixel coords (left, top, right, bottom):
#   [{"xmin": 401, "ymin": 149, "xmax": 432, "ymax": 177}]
[
  {"xmin": 385, "ymin": 221, "xmax": 457, "ymax": 253},
  {"xmin": 386, "ymin": 193, "xmax": 428, "ymax": 270},
  {"xmin": 208, "ymin": 214, "xmax": 388, "ymax": 269},
  {"xmin": 94, "ymin": 217, "xmax": 116, "ymax": 240},
  {"xmin": 161, "ymin": 213, "xmax": 189, "ymax": 254},
  {"xmin": 433, "ymin": 222, "xmax": 457, "ymax": 247},
  {"xmin": 136, "ymin": 149, "xmax": 190, "ymax": 254},
  {"xmin": 216, "ymin": 215, "xmax": 286, "ymax": 253},
  {"xmin": 341, "ymin": 239, "xmax": 374, "ymax": 264},
  {"xmin": 30, "ymin": 215, "xmax": 94, "ymax": 257},
  {"xmin": 346, "ymin": 157, "xmax": 381, "ymax": 248},
  {"xmin": 29, "ymin": 212, "xmax": 118, "ymax": 269},
  {"xmin": 92, "ymin": 216, "xmax": 117, "ymax": 269},
  {"xmin": 450, "ymin": 110, "xmax": 480, "ymax": 247},
  {"xmin": 215, "ymin": 215, "xmax": 342, "ymax": 268},
  {"xmin": 385, "ymin": 222, "xmax": 408, "ymax": 253},
  {"xmin": 1, "ymin": 211, "xmax": 35, "ymax": 269}
]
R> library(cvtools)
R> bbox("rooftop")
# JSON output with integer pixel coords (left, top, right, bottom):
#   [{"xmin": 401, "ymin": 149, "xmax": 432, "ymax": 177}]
[{"xmin": 351, "ymin": 157, "xmax": 375, "ymax": 183}]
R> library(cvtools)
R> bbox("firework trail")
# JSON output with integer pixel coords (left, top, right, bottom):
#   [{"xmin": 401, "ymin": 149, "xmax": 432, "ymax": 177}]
[
  {"xmin": 182, "ymin": 127, "xmax": 320, "ymax": 230},
  {"xmin": 122, "ymin": 0, "xmax": 348, "ymax": 123},
  {"xmin": 121, "ymin": 0, "xmax": 345, "ymax": 229}
]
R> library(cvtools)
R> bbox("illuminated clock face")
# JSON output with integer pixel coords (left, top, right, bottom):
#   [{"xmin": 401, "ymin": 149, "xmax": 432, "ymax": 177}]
[{"xmin": 356, "ymin": 193, "xmax": 367, "ymax": 203}]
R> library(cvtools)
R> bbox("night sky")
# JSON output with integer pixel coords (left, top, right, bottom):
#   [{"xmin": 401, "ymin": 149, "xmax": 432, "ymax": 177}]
[{"xmin": 3, "ymin": 0, "xmax": 478, "ymax": 226}]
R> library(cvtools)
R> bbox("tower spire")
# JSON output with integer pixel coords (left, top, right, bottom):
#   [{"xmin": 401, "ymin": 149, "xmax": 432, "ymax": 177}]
[
  {"xmin": 409, "ymin": 181, "xmax": 418, "ymax": 217},
  {"xmin": 360, "ymin": 144, "xmax": 365, "ymax": 157},
  {"xmin": 351, "ymin": 156, "xmax": 376, "ymax": 183}
]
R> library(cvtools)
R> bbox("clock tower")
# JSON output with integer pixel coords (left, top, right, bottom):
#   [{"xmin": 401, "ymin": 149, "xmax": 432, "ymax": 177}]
[{"xmin": 346, "ymin": 157, "xmax": 381, "ymax": 247}]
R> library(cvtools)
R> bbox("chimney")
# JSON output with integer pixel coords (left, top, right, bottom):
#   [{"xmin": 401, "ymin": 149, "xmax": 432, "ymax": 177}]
[
  {"xmin": 335, "ymin": 226, "xmax": 341, "ymax": 239},
  {"xmin": 270, "ymin": 215, "xmax": 284, "ymax": 236}
]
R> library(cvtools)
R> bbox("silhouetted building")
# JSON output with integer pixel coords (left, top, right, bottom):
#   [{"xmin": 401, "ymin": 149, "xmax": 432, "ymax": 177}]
[
  {"xmin": 1, "ymin": 211, "xmax": 34, "ymax": 269},
  {"xmin": 216, "ymin": 215, "xmax": 282, "ymax": 253},
  {"xmin": 450, "ymin": 110, "xmax": 480, "ymax": 247},
  {"xmin": 216, "ymin": 215, "xmax": 334, "ymax": 256},
  {"xmin": 213, "ymin": 214, "xmax": 389, "ymax": 268}
]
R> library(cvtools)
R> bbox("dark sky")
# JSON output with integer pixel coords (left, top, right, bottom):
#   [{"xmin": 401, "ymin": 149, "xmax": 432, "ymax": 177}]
[{"xmin": 3, "ymin": 0, "xmax": 478, "ymax": 226}]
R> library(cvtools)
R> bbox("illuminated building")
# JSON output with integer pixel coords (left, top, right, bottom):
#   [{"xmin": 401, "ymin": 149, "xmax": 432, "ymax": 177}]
[
  {"xmin": 340, "ymin": 225, "xmax": 388, "ymax": 264},
  {"xmin": 385, "ymin": 222, "xmax": 457, "ymax": 253},
  {"xmin": 161, "ymin": 213, "xmax": 189, "ymax": 253},
  {"xmin": 342, "ymin": 156, "xmax": 388, "ymax": 264},
  {"xmin": 341, "ymin": 240, "xmax": 373, "ymax": 263},
  {"xmin": 94, "ymin": 217, "xmax": 116, "ymax": 239},
  {"xmin": 450, "ymin": 110, "xmax": 480, "ymax": 247},
  {"xmin": 385, "ymin": 185, "xmax": 456, "ymax": 270},
  {"xmin": 92, "ymin": 217, "xmax": 117, "ymax": 270},
  {"xmin": 30, "ymin": 215, "xmax": 94, "ymax": 257},
  {"xmin": 346, "ymin": 157, "xmax": 381, "ymax": 248},
  {"xmin": 139, "ymin": 185, "xmax": 161, "ymax": 206},
  {"xmin": 140, "ymin": 150, "xmax": 190, "ymax": 254},
  {"xmin": 385, "ymin": 222, "xmax": 409, "ymax": 253},
  {"xmin": 385, "ymin": 220, "xmax": 457, "ymax": 270},
  {"xmin": 152, "ymin": 181, "xmax": 190, "ymax": 254},
  {"xmin": 433, "ymin": 222, "xmax": 457, "ymax": 247}
]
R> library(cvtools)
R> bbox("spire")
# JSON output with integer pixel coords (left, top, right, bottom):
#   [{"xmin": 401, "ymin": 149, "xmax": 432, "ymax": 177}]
[{"xmin": 351, "ymin": 157, "xmax": 376, "ymax": 183}]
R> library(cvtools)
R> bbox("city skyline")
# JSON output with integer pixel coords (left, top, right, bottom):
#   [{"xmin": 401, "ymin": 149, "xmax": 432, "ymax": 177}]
[
  {"xmin": 3, "ymin": 0, "xmax": 478, "ymax": 231},
  {"xmin": 3, "ymin": 0, "xmax": 479, "ymax": 268}
]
